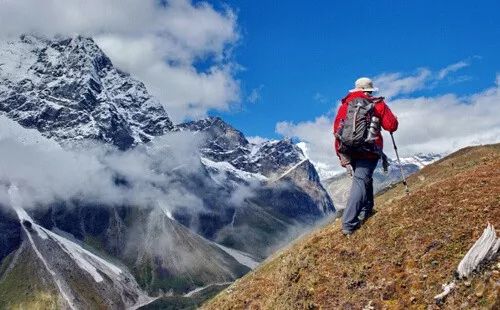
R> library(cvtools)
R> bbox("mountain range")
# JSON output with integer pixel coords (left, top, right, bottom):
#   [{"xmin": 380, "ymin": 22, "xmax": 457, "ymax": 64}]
[{"xmin": 0, "ymin": 35, "xmax": 335, "ymax": 309}]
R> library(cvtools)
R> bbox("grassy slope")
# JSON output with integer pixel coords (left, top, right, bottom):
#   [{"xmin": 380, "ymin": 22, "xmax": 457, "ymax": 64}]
[
  {"xmin": 204, "ymin": 144, "xmax": 500, "ymax": 309},
  {"xmin": 0, "ymin": 242, "xmax": 61, "ymax": 309},
  {"xmin": 0, "ymin": 232, "xmax": 120, "ymax": 309},
  {"xmin": 140, "ymin": 284, "xmax": 230, "ymax": 310}
]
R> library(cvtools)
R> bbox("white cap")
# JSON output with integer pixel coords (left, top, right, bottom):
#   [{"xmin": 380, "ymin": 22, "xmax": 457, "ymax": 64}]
[{"xmin": 349, "ymin": 77, "xmax": 379, "ymax": 92}]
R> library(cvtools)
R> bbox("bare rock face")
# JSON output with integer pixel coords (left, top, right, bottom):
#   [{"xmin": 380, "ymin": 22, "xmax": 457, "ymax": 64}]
[
  {"xmin": 0, "ymin": 207, "xmax": 21, "ymax": 263},
  {"xmin": 178, "ymin": 116, "xmax": 306, "ymax": 176},
  {"xmin": 0, "ymin": 35, "xmax": 173, "ymax": 149}
]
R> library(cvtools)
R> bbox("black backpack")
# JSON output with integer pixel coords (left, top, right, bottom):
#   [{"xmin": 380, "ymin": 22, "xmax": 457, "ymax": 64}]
[{"xmin": 337, "ymin": 97, "xmax": 378, "ymax": 153}]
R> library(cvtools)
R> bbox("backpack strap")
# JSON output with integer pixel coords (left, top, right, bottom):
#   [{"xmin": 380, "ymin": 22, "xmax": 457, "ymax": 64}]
[{"xmin": 370, "ymin": 96, "xmax": 385, "ymax": 103}]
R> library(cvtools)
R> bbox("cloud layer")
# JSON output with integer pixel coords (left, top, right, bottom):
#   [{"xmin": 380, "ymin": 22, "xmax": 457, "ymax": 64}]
[
  {"xmin": 0, "ymin": 115, "xmax": 206, "ymax": 213},
  {"xmin": 277, "ymin": 65, "xmax": 500, "ymax": 174},
  {"xmin": 372, "ymin": 60, "xmax": 471, "ymax": 99},
  {"xmin": 0, "ymin": 0, "xmax": 240, "ymax": 122},
  {"xmin": 386, "ymin": 75, "xmax": 500, "ymax": 155}
]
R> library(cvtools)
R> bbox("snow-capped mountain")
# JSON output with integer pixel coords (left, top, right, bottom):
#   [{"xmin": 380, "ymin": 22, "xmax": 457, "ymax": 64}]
[
  {"xmin": 0, "ymin": 35, "xmax": 173, "ymax": 150},
  {"xmin": 296, "ymin": 141, "xmax": 340, "ymax": 180},
  {"xmin": 398, "ymin": 153, "xmax": 442, "ymax": 168},
  {"xmin": 177, "ymin": 117, "xmax": 335, "ymax": 256},
  {"xmin": 178, "ymin": 117, "xmax": 334, "ymax": 214},
  {"xmin": 0, "ymin": 35, "xmax": 335, "ymax": 307},
  {"xmin": 178, "ymin": 116, "xmax": 306, "ymax": 176}
]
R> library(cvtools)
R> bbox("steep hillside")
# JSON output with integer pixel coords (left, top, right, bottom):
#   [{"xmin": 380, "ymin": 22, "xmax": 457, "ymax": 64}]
[{"xmin": 204, "ymin": 144, "xmax": 500, "ymax": 309}]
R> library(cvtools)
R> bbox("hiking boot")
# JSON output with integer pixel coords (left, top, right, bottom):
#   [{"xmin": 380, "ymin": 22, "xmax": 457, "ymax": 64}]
[
  {"xmin": 358, "ymin": 209, "xmax": 376, "ymax": 224},
  {"xmin": 342, "ymin": 229, "xmax": 354, "ymax": 237}
]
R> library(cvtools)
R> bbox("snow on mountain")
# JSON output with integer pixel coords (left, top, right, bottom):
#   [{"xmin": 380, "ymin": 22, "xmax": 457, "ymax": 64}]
[
  {"xmin": 296, "ymin": 141, "xmax": 341, "ymax": 180},
  {"xmin": 399, "ymin": 153, "xmax": 442, "ymax": 168},
  {"xmin": 212, "ymin": 243, "xmax": 260, "ymax": 270},
  {"xmin": 7, "ymin": 185, "xmax": 153, "ymax": 309},
  {"xmin": 178, "ymin": 116, "xmax": 306, "ymax": 177},
  {"xmin": 0, "ymin": 35, "xmax": 173, "ymax": 150},
  {"xmin": 201, "ymin": 157, "xmax": 268, "ymax": 184}
]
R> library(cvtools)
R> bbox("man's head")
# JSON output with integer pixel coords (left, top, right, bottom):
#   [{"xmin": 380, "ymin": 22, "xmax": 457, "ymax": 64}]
[{"xmin": 349, "ymin": 77, "xmax": 378, "ymax": 94}]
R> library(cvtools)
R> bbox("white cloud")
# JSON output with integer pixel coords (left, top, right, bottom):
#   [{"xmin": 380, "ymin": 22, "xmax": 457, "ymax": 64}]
[
  {"xmin": 438, "ymin": 61, "xmax": 469, "ymax": 80},
  {"xmin": 276, "ymin": 73, "xmax": 500, "ymax": 174},
  {"xmin": 373, "ymin": 60, "xmax": 471, "ymax": 99},
  {"xmin": 373, "ymin": 68, "xmax": 432, "ymax": 99},
  {"xmin": 247, "ymin": 136, "xmax": 268, "ymax": 145},
  {"xmin": 247, "ymin": 85, "xmax": 264, "ymax": 104},
  {"xmin": 0, "ymin": 115, "xmax": 207, "ymax": 212},
  {"xmin": 385, "ymin": 75, "xmax": 500, "ymax": 156},
  {"xmin": 0, "ymin": 0, "xmax": 240, "ymax": 122},
  {"xmin": 276, "ymin": 116, "xmax": 341, "ymax": 175}
]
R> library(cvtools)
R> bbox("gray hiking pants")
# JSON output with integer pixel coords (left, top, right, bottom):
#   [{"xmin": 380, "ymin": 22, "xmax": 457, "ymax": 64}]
[{"xmin": 342, "ymin": 158, "xmax": 378, "ymax": 232}]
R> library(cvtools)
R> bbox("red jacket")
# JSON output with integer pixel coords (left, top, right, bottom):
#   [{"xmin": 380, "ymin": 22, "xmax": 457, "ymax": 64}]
[{"xmin": 333, "ymin": 91, "xmax": 398, "ymax": 160}]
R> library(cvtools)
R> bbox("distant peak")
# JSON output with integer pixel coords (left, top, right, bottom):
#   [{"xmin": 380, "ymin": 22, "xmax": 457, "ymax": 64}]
[
  {"xmin": 179, "ymin": 116, "xmax": 238, "ymax": 132},
  {"xmin": 0, "ymin": 34, "xmax": 173, "ymax": 149},
  {"xmin": 203, "ymin": 116, "xmax": 225, "ymax": 125}
]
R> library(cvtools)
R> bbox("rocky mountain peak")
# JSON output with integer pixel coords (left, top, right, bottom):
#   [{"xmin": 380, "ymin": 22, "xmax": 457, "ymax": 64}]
[
  {"xmin": 178, "ymin": 116, "xmax": 249, "ymax": 148},
  {"xmin": 178, "ymin": 117, "xmax": 306, "ymax": 177},
  {"xmin": 0, "ymin": 34, "xmax": 174, "ymax": 149}
]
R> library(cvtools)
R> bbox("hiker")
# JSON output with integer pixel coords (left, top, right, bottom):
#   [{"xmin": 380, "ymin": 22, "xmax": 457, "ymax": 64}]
[{"xmin": 333, "ymin": 77, "xmax": 398, "ymax": 235}]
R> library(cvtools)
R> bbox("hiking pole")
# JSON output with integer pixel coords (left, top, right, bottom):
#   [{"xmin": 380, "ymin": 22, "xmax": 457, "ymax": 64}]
[{"xmin": 390, "ymin": 133, "xmax": 410, "ymax": 195}]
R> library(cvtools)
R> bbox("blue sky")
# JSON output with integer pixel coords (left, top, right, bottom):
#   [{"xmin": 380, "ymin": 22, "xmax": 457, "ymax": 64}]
[{"xmin": 213, "ymin": 0, "xmax": 500, "ymax": 139}]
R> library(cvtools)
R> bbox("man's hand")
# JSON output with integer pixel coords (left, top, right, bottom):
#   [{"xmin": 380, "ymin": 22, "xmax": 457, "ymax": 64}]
[
  {"xmin": 345, "ymin": 164, "xmax": 353, "ymax": 177},
  {"xmin": 339, "ymin": 154, "xmax": 350, "ymax": 167},
  {"xmin": 339, "ymin": 153, "xmax": 353, "ymax": 177}
]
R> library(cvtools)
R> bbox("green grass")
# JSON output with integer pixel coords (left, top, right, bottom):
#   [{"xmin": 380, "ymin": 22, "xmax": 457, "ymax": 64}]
[
  {"xmin": 0, "ymin": 244, "xmax": 60, "ymax": 309},
  {"xmin": 132, "ymin": 257, "xmax": 201, "ymax": 294},
  {"xmin": 84, "ymin": 234, "xmax": 105, "ymax": 252},
  {"xmin": 140, "ymin": 283, "xmax": 230, "ymax": 310},
  {"xmin": 139, "ymin": 296, "xmax": 197, "ymax": 310}
]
